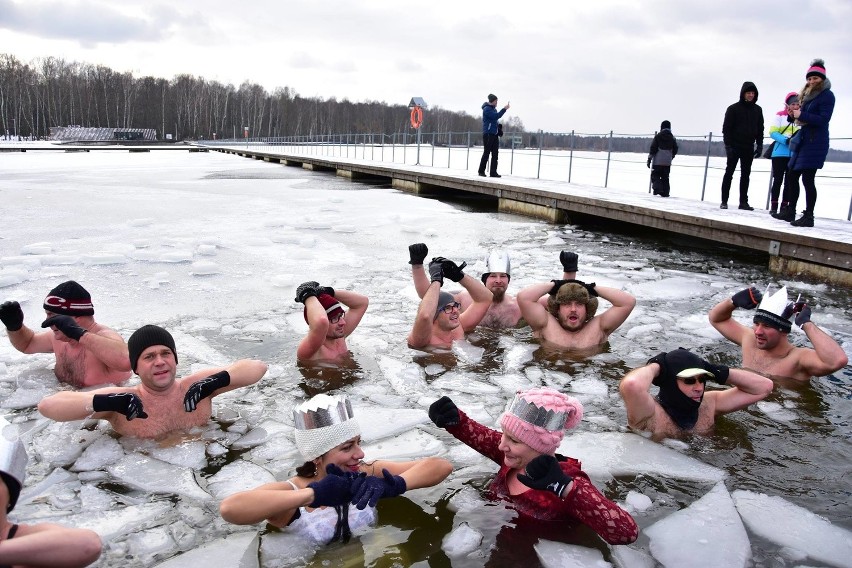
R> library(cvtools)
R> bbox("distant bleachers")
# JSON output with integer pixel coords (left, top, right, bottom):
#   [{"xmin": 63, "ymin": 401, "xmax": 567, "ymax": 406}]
[{"xmin": 49, "ymin": 127, "xmax": 157, "ymax": 142}]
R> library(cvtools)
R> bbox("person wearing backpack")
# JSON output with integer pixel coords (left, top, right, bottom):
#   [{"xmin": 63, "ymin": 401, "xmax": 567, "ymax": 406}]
[{"xmin": 647, "ymin": 120, "xmax": 678, "ymax": 197}]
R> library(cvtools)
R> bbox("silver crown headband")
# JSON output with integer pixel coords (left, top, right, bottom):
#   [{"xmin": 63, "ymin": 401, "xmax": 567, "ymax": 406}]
[
  {"xmin": 505, "ymin": 394, "xmax": 567, "ymax": 431},
  {"xmin": 293, "ymin": 396, "xmax": 355, "ymax": 430}
]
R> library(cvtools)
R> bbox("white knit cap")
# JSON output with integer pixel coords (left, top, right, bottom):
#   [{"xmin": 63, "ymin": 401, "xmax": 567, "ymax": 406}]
[{"xmin": 293, "ymin": 394, "xmax": 361, "ymax": 461}]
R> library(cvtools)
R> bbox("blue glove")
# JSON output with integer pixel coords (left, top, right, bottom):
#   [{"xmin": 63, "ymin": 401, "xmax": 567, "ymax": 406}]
[
  {"xmin": 794, "ymin": 303, "xmax": 812, "ymax": 327},
  {"xmin": 183, "ymin": 371, "xmax": 230, "ymax": 412},
  {"xmin": 41, "ymin": 315, "xmax": 87, "ymax": 341},
  {"xmin": 92, "ymin": 393, "xmax": 148, "ymax": 421},
  {"xmin": 308, "ymin": 464, "xmax": 360, "ymax": 508},
  {"xmin": 731, "ymin": 287, "xmax": 762, "ymax": 310},
  {"xmin": 517, "ymin": 455, "xmax": 573, "ymax": 498},
  {"xmin": 350, "ymin": 468, "xmax": 407, "ymax": 510}
]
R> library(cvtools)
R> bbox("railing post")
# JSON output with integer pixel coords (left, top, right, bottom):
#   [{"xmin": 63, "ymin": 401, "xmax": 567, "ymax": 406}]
[
  {"xmin": 448, "ymin": 132, "xmax": 452, "ymax": 168},
  {"xmin": 510, "ymin": 131, "xmax": 514, "ymax": 175},
  {"xmin": 569, "ymin": 130, "xmax": 575, "ymax": 184},
  {"xmin": 467, "ymin": 131, "xmax": 471, "ymax": 172},
  {"xmin": 431, "ymin": 131, "xmax": 436, "ymax": 166},
  {"xmin": 605, "ymin": 130, "xmax": 613, "ymax": 188},
  {"xmin": 701, "ymin": 132, "xmax": 713, "ymax": 201},
  {"xmin": 537, "ymin": 130, "xmax": 543, "ymax": 179}
]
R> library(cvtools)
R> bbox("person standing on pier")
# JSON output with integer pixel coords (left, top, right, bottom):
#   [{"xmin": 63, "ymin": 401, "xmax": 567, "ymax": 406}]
[
  {"xmin": 719, "ymin": 81, "xmax": 763, "ymax": 210},
  {"xmin": 708, "ymin": 285, "xmax": 847, "ymax": 381},
  {"xmin": 478, "ymin": 94, "xmax": 510, "ymax": 178},
  {"xmin": 647, "ymin": 120, "xmax": 678, "ymax": 197}
]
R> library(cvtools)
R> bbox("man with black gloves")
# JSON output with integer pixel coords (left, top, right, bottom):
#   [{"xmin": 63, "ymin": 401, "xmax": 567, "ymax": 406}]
[
  {"xmin": 0, "ymin": 280, "xmax": 131, "ymax": 387},
  {"xmin": 294, "ymin": 281, "xmax": 369, "ymax": 361},
  {"xmin": 619, "ymin": 348, "xmax": 773, "ymax": 439},
  {"xmin": 516, "ymin": 259, "xmax": 635, "ymax": 351},
  {"xmin": 720, "ymin": 81, "xmax": 764, "ymax": 210},
  {"xmin": 406, "ymin": 248, "xmax": 492, "ymax": 349},
  {"xmin": 37, "ymin": 324, "xmax": 268, "ymax": 439},
  {"xmin": 708, "ymin": 285, "xmax": 847, "ymax": 381}
]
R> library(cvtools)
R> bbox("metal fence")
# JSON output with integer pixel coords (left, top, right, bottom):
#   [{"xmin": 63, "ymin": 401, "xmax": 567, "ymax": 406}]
[{"xmin": 199, "ymin": 130, "xmax": 852, "ymax": 222}]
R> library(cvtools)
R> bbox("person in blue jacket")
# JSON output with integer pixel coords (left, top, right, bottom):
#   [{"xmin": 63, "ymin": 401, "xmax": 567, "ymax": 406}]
[
  {"xmin": 776, "ymin": 59, "xmax": 835, "ymax": 227},
  {"xmin": 767, "ymin": 92, "xmax": 801, "ymax": 217},
  {"xmin": 478, "ymin": 94, "xmax": 510, "ymax": 178}
]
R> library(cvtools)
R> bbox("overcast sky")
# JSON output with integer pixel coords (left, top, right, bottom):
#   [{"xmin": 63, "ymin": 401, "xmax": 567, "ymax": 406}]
[{"xmin": 1, "ymin": 0, "xmax": 849, "ymax": 142}]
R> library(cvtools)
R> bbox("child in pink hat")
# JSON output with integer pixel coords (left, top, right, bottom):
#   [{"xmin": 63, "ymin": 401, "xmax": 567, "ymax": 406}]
[{"xmin": 428, "ymin": 388, "xmax": 638, "ymax": 545}]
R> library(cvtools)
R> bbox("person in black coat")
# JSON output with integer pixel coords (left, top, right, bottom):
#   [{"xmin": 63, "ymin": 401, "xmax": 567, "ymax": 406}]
[
  {"xmin": 720, "ymin": 81, "xmax": 764, "ymax": 210},
  {"xmin": 647, "ymin": 120, "xmax": 678, "ymax": 197}
]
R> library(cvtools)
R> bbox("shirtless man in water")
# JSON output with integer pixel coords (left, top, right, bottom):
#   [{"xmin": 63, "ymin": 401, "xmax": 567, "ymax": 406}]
[
  {"xmin": 516, "ymin": 271, "xmax": 636, "ymax": 351},
  {"xmin": 619, "ymin": 348, "xmax": 773, "ymax": 440},
  {"xmin": 708, "ymin": 286, "xmax": 847, "ymax": 381},
  {"xmin": 37, "ymin": 324, "xmax": 268, "ymax": 439},
  {"xmin": 294, "ymin": 281, "xmax": 368, "ymax": 362},
  {"xmin": 407, "ymin": 256, "xmax": 492, "ymax": 349},
  {"xmin": 0, "ymin": 281, "xmax": 131, "ymax": 387}
]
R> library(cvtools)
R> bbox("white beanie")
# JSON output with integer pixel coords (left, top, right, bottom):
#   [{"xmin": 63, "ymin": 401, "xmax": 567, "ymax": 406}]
[{"xmin": 293, "ymin": 394, "xmax": 361, "ymax": 461}]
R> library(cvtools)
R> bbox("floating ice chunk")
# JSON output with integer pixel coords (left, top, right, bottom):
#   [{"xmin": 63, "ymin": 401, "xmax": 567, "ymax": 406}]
[
  {"xmin": 560, "ymin": 432, "xmax": 726, "ymax": 483},
  {"xmin": 196, "ymin": 244, "xmax": 218, "ymax": 256},
  {"xmin": 629, "ymin": 277, "xmax": 709, "ymax": 300},
  {"xmin": 125, "ymin": 525, "xmax": 179, "ymax": 564},
  {"xmin": 646, "ymin": 482, "xmax": 749, "ymax": 568},
  {"xmin": 430, "ymin": 373, "xmax": 501, "ymax": 396},
  {"xmin": 543, "ymin": 236, "xmax": 565, "ymax": 246},
  {"xmin": 611, "ymin": 546, "xmax": 656, "ymax": 568},
  {"xmin": 207, "ymin": 441, "xmax": 228, "ymax": 457},
  {"xmin": 568, "ymin": 376, "xmax": 609, "ymax": 396},
  {"xmin": 71, "ymin": 435, "xmax": 125, "ymax": 472},
  {"xmin": 151, "ymin": 531, "xmax": 260, "ymax": 568},
  {"xmin": 756, "ymin": 401, "xmax": 798, "ymax": 423},
  {"xmin": 17, "ymin": 467, "xmax": 75, "ymax": 508},
  {"xmin": 206, "ymin": 460, "xmax": 275, "ymax": 500},
  {"xmin": 159, "ymin": 250, "xmax": 194, "ymax": 263},
  {"xmin": 624, "ymin": 322, "xmax": 663, "ymax": 339},
  {"xmin": 451, "ymin": 340, "xmax": 485, "ymax": 363},
  {"xmin": 355, "ymin": 405, "xmax": 429, "ymax": 442},
  {"xmin": 259, "ymin": 531, "xmax": 317, "ymax": 568},
  {"xmin": 107, "ymin": 454, "xmax": 211, "ymax": 502},
  {"xmin": 0, "ymin": 268, "xmax": 28, "ymax": 288},
  {"xmin": 490, "ymin": 372, "xmax": 536, "ymax": 394},
  {"xmin": 534, "ymin": 540, "xmax": 612, "ymax": 568},
  {"xmin": 502, "ymin": 344, "xmax": 537, "ymax": 370},
  {"xmin": 76, "ymin": 501, "xmax": 175, "ymax": 542},
  {"xmin": 148, "ymin": 440, "xmax": 208, "ymax": 469},
  {"xmin": 31, "ymin": 422, "xmax": 101, "ymax": 466},
  {"xmin": 242, "ymin": 320, "xmax": 278, "ymax": 334},
  {"xmin": 424, "ymin": 363, "xmax": 445, "ymax": 376},
  {"xmin": 185, "ymin": 318, "xmax": 221, "ymax": 331},
  {"xmin": 21, "ymin": 242, "xmax": 53, "ymax": 255},
  {"xmin": 83, "ymin": 252, "xmax": 128, "ymax": 265},
  {"xmin": 232, "ymin": 419, "xmax": 290, "ymax": 450},
  {"xmin": 79, "ymin": 483, "xmax": 120, "ymax": 511},
  {"xmin": 332, "ymin": 225, "xmax": 357, "ymax": 233},
  {"xmin": 442, "ymin": 522, "xmax": 483, "ymax": 558},
  {"xmin": 190, "ymin": 260, "xmax": 221, "ymax": 275},
  {"xmin": 362, "ymin": 428, "xmax": 444, "ymax": 461},
  {"xmin": 625, "ymin": 490, "xmax": 653, "ymax": 512},
  {"xmin": 171, "ymin": 330, "xmax": 230, "ymax": 366},
  {"xmin": 732, "ymin": 489, "xmax": 852, "ymax": 568},
  {"xmin": 0, "ymin": 380, "xmax": 55, "ymax": 409},
  {"xmin": 379, "ymin": 356, "xmax": 428, "ymax": 397}
]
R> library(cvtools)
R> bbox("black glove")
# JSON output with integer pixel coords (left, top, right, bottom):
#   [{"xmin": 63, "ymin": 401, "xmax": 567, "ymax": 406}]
[
  {"xmin": 350, "ymin": 469, "xmax": 407, "ymax": 510},
  {"xmin": 559, "ymin": 251, "xmax": 578, "ymax": 273},
  {"xmin": 794, "ymin": 303, "xmax": 811, "ymax": 327},
  {"xmin": 517, "ymin": 455, "xmax": 573, "ymax": 498},
  {"xmin": 295, "ymin": 281, "xmax": 320, "ymax": 303},
  {"xmin": 753, "ymin": 144, "xmax": 762, "ymax": 159},
  {"xmin": 408, "ymin": 243, "xmax": 428, "ymax": 265},
  {"xmin": 427, "ymin": 260, "xmax": 443, "ymax": 285},
  {"xmin": 497, "ymin": 123, "xmax": 504, "ymax": 138},
  {"xmin": 549, "ymin": 279, "xmax": 569, "ymax": 295},
  {"xmin": 92, "ymin": 393, "xmax": 148, "ymax": 421},
  {"xmin": 702, "ymin": 361, "xmax": 730, "ymax": 385},
  {"xmin": 781, "ymin": 301, "xmax": 797, "ymax": 319},
  {"xmin": 582, "ymin": 281, "xmax": 599, "ymax": 297},
  {"xmin": 433, "ymin": 257, "xmax": 467, "ymax": 282},
  {"xmin": 428, "ymin": 396, "xmax": 460, "ymax": 428},
  {"xmin": 308, "ymin": 464, "xmax": 357, "ymax": 508},
  {"xmin": 183, "ymin": 370, "xmax": 230, "ymax": 412},
  {"xmin": 731, "ymin": 287, "xmax": 762, "ymax": 310},
  {"xmin": 646, "ymin": 157, "xmax": 651, "ymax": 169},
  {"xmin": 41, "ymin": 315, "xmax": 87, "ymax": 341},
  {"xmin": 318, "ymin": 285, "xmax": 335, "ymax": 297},
  {"xmin": 0, "ymin": 301, "xmax": 25, "ymax": 331}
]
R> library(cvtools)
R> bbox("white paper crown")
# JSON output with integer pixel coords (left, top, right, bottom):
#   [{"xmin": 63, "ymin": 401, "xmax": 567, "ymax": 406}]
[
  {"xmin": 505, "ymin": 394, "xmax": 566, "ymax": 431},
  {"xmin": 293, "ymin": 394, "xmax": 355, "ymax": 430},
  {"xmin": 485, "ymin": 250, "xmax": 511, "ymax": 275},
  {"xmin": 0, "ymin": 417, "xmax": 28, "ymax": 495},
  {"xmin": 756, "ymin": 285, "xmax": 788, "ymax": 317}
]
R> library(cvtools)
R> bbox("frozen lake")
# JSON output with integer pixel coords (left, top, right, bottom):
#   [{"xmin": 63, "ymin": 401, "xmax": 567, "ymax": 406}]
[{"xmin": 1, "ymin": 150, "xmax": 850, "ymax": 567}]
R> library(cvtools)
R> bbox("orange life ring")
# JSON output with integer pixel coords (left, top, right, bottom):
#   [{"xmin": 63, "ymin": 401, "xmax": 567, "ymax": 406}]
[{"xmin": 410, "ymin": 106, "xmax": 423, "ymax": 129}]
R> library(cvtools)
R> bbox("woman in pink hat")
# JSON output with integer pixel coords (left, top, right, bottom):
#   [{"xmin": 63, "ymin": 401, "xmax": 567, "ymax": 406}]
[{"xmin": 428, "ymin": 388, "xmax": 638, "ymax": 544}]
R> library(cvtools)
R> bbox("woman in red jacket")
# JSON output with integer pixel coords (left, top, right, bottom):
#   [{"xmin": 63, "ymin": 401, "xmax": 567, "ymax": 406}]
[{"xmin": 428, "ymin": 388, "xmax": 638, "ymax": 545}]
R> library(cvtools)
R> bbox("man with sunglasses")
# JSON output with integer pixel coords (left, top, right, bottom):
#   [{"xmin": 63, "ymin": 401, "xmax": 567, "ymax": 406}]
[
  {"xmin": 619, "ymin": 348, "xmax": 773, "ymax": 439},
  {"xmin": 295, "ymin": 282, "xmax": 369, "ymax": 361},
  {"xmin": 407, "ymin": 257, "xmax": 492, "ymax": 350},
  {"xmin": 708, "ymin": 286, "xmax": 847, "ymax": 381}
]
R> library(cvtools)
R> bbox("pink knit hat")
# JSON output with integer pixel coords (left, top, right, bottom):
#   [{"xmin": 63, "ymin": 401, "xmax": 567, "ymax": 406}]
[{"xmin": 499, "ymin": 387, "xmax": 584, "ymax": 454}]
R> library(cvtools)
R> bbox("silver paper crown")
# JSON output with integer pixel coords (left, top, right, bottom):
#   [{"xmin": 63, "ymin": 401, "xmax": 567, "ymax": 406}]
[
  {"xmin": 293, "ymin": 394, "xmax": 355, "ymax": 430},
  {"xmin": 485, "ymin": 250, "xmax": 511, "ymax": 275},
  {"xmin": 505, "ymin": 393, "xmax": 567, "ymax": 431}
]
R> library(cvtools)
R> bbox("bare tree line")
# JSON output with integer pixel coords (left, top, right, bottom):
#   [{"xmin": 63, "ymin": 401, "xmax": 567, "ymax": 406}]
[{"xmin": 1, "ymin": 53, "xmax": 511, "ymax": 141}]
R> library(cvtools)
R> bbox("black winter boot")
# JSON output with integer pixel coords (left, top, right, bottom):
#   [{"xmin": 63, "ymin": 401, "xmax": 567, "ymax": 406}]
[
  {"xmin": 790, "ymin": 212, "xmax": 814, "ymax": 227},
  {"xmin": 773, "ymin": 205, "xmax": 795, "ymax": 222}
]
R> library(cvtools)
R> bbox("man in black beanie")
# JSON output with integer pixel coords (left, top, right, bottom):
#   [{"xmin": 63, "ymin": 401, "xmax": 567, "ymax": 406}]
[
  {"xmin": 719, "ymin": 81, "xmax": 764, "ymax": 210},
  {"xmin": 0, "ymin": 280, "xmax": 131, "ymax": 387},
  {"xmin": 619, "ymin": 348, "xmax": 772, "ymax": 440},
  {"xmin": 38, "ymin": 324, "xmax": 268, "ymax": 439}
]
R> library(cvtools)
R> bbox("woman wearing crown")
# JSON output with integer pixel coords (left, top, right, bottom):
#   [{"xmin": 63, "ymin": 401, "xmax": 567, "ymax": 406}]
[
  {"xmin": 428, "ymin": 388, "xmax": 638, "ymax": 544},
  {"xmin": 219, "ymin": 394, "xmax": 452, "ymax": 545}
]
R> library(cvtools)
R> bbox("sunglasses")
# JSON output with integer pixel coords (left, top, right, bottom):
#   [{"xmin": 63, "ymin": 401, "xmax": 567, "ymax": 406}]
[
  {"xmin": 677, "ymin": 377, "xmax": 707, "ymax": 385},
  {"xmin": 441, "ymin": 302, "xmax": 462, "ymax": 314}
]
